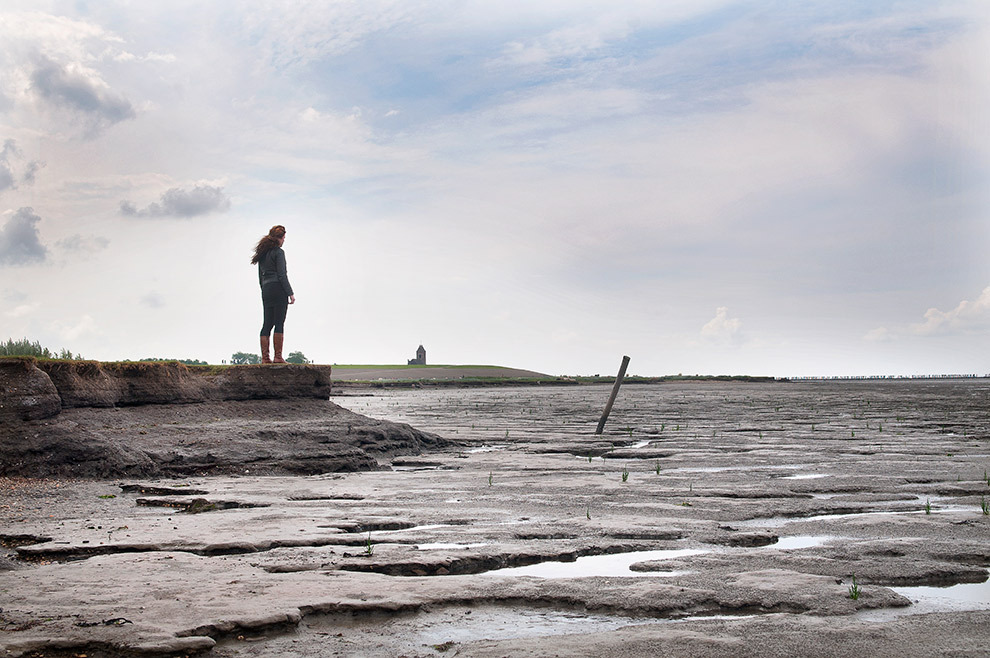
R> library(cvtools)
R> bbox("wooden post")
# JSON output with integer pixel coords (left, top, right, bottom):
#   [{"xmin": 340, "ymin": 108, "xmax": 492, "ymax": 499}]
[{"xmin": 596, "ymin": 355, "xmax": 630, "ymax": 435}]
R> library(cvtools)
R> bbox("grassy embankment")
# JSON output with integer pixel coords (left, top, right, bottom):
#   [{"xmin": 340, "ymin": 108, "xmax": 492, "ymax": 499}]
[{"xmin": 1, "ymin": 356, "xmax": 780, "ymax": 386}]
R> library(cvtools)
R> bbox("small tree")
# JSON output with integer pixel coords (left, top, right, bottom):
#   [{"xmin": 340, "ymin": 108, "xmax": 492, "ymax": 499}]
[
  {"xmin": 286, "ymin": 351, "xmax": 309, "ymax": 364},
  {"xmin": 1, "ymin": 338, "xmax": 83, "ymax": 360},
  {"xmin": 231, "ymin": 351, "xmax": 261, "ymax": 365}
]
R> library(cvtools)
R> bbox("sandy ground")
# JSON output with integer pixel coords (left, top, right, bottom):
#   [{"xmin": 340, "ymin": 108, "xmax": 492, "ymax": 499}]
[{"xmin": 2, "ymin": 380, "xmax": 990, "ymax": 657}]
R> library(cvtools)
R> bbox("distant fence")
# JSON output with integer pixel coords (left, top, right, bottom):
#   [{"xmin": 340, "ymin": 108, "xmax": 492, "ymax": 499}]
[{"xmin": 787, "ymin": 374, "xmax": 987, "ymax": 381}]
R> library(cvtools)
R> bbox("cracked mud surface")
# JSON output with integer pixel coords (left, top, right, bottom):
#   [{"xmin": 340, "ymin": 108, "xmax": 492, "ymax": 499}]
[{"xmin": 2, "ymin": 380, "xmax": 990, "ymax": 656}]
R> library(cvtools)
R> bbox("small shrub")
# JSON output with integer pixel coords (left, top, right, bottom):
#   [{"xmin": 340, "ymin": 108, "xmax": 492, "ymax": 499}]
[
  {"xmin": 848, "ymin": 574, "xmax": 861, "ymax": 600},
  {"xmin": 621, "ymin": 468, "xmax": 629, "ymax": 483}
]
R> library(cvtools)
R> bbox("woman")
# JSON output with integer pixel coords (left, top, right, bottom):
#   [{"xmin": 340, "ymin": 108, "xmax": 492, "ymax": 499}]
[{"xmin": 251, "ymin": 225, "xmax": 296, "ymax": 363}]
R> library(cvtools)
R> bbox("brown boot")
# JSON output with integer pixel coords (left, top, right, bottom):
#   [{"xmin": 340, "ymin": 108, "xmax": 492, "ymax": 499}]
[
  {"xmin": 272, "ymin": 333, "xmax": 286, "ymax": 363},
  {"xmin": 260, "ymin": 335, "xmax": 272, "ymax": 364}
]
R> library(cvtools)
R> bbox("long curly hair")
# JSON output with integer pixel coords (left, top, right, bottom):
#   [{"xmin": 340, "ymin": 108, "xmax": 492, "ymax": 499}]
[{"xmin": 251, "ymin": 225, "xmax": 286, "ymax": 264}]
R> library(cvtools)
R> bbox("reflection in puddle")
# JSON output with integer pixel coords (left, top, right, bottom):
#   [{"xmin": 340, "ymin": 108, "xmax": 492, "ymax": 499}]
[
  {"xmin": 465, "ymin": 445, "xmax": 507, "ymax": 453},
  {"xmin": 781, "ymin": 474, "xmax": 828, "ymax": 480},
  {"xmin": 772, "ymin": 535, "xmax": 835, "ymax": 550},
  {"xmin": 417, "ymin": 542, "xmax": 489, "ymax": 550},
  {"xmin": 379, "ymin": 524, "xmax": 453, "ymax": 534},
  {"xmin": 858, "ymin": 575, "xmax": 990, "ymax": 620},
  {"xmin": 482, "ymin": 537, "xmax": 833, "ymax": 579},
  {"xmin": 737, "ymin": 504, "xmax": 971, "ymax": 528},
  {"xmin": 485, "ymin": 548, "xmax": 707, "ymax": 579},
  {"xmin": 670, "ymin": 464, "xmax": 811, "ymax": 474}
]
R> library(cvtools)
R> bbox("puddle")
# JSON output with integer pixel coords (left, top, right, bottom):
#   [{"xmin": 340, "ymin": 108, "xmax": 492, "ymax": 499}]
[
  {"xmin": 379, "ymin": 524, "xmax": 454, "ymax": 534},
  {"xmin": 465, "ymin": 445, "xmax": 507, "ymax": 453},
  {"xmin": 483, "ymin": 548, "xmax": 706, "ymax": 579},
  {"xmin": 771, "ymin": 535, "xmax": 835, "ymax": 550},
  {"xmin": 631, "ymin": 440, "xmax": 653, "ymax": 448},
  {"xmin": 780, "ymin": 474, "xmax": 828, "ymax": 480},
  {"xmin": 858, "ymin": 575, "xmax": 990, "ymax": 621},
  {"xmin": 737, "ymin": 505, "xmax": 972, "ymax": 528},
  {"xmin": 670, "ymin": 464, "xmax": 811, "ymax": 474},
  {"xmin": 292, "ymin": 604, "xmax": 705, "ymax": 654},
  {"xmin": 479, "ymin": 535, "xmax": 834, "ymax": 579},
  {"xmin": 417, "ymin": 542, "xmax": 489, "ymax": 550}
]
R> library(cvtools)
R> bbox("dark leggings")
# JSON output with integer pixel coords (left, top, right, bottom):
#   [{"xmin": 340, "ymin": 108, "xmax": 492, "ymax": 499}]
[{"xmin": 260, "ymin": 283, "xmax": 289, "ymax": 336}]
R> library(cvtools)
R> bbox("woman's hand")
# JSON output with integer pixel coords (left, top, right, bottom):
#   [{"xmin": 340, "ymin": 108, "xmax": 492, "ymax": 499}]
[{"xmin": 289, "ymin": 295, "xmax": 296, "ymax": 304}]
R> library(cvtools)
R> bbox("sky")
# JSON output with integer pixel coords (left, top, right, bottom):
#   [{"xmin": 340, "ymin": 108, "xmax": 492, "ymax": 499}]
[{"xmin": 0, "ymin": 0, "xmax": 988, "ymax": 377}]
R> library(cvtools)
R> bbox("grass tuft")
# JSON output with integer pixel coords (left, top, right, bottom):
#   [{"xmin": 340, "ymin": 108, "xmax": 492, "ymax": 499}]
[{"xmin": 848, "ymin": 574, "xmax": 862, "ymax": 600}]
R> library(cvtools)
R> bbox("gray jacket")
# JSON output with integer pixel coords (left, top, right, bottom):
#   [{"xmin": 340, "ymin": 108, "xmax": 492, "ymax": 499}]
[{"xmin": 258, "ymin": 247, "xmax": 294, "ymax": 297}]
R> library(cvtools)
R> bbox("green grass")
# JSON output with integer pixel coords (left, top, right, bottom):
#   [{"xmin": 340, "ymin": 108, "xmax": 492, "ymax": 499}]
[{"xmin": 848, "ymin": 574, "xmax": 862, "ymax": 600}]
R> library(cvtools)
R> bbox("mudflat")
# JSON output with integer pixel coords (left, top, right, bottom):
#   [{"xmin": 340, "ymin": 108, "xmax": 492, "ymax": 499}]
[{"xmin": 2, "ymin": 380, "xmax": 990, "ymax": 657}]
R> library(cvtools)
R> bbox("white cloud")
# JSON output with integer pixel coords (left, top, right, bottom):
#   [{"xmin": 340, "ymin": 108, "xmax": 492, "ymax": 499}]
[
  {"xmin": 910, "ymin": 286, "xmax": 990, "ymax": 336},
  {"xmin": 55, "ymin": 314, "xmax": 98, "ymax": 341},
  {"xmin": 864, "ymin": 326, "xmax": 896, "ymax": 343},
  {"xmin": 700, "ymin": 306, "xmax": 742, "ymax": 344},
  {"xmin": 5, "ymin": 302, "xmax": 39, "ymax": 318}
]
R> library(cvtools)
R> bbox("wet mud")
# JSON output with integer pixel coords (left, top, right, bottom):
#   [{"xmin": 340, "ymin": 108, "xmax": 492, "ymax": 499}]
[{"xmin": 2, "ymin": 380, "xmax": 989, "ymax": 656}]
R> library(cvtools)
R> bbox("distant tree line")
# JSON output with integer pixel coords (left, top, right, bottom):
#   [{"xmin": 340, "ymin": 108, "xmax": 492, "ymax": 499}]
[
  {"xmin": 230, "ymin": 351, "xmax": 310, "ymax": 365},
  {"xmin": 0, "ymin": 337, "xmax": 84, "ymax": 360},
  {"xmin": 139, "ymin": 357, "xmax": 209, "ymax": 365}
]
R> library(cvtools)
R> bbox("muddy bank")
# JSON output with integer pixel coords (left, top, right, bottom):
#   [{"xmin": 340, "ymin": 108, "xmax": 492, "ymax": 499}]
[
  {"xmin": 0, "ymin": 358, "xmax": 334, "ymax": 420},
  {"xmin": 0, "ymin": 359, "xmax": 447, "ymax": 478}
]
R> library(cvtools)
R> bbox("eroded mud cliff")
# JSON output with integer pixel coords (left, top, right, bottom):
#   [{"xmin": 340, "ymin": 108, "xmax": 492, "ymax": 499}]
[{"xmin": 0, "ymin": 359, "xmax": 447, "ymax": 478}]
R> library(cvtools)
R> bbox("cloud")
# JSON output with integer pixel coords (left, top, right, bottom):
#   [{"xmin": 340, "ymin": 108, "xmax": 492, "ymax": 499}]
[
  {"xmin": 55, "ymin": 314, "xmax": 98, "ymax": 341},
  {"xmin": 863, "ymin": 326, "xmax": 896, "ymax": 343},
  {"xmin": 700, "ymin": 306, "xmax": 742, "ymax": 344},
  {"xmin": 140, "ymin": 291, "xmax": 166, "ymax": 309},
  {"xmin": 910, "ymin": 286, "xmax": 990, "ymax": 336},
  {"xmin": 120, "ymin": 185, "xmax": 232, "ymax": 218},
  {"xmin": 0, "ymin": 139, "xmax": 44, "ymax": 193},
  {"xmin": 0, "ymin": 207, "xmax": 48, "ymax": 266},
  {"xmin": 5, "ymin": 302, "xmax": 39, "ymax": 318},
  {"xmin": 29, "ymin": 56, "xmax": 136, "ymax": 134},
  {"xmin": 55, "ymin": 234, "xmax": 110, "ymax": 252}
]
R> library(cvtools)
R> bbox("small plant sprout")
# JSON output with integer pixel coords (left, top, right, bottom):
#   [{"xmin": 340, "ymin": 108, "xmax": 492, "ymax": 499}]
[
  {"xmin": 488, "ymin": 471, "xmax": 493, "ymax": 487},
  {"xmin": 505, "ymin": 429, "xmax": 509, "ymax": 439},
  {"xmin": 878, "ymin": 422, "xmax": 882, "ymax": 432},
  {"xmin": 848, "ymin": 574, "xmax": 861, "ymax": 600},
  {"xmin": 981, "ymin": 496, "xmax": 990, "ymax": 516},
  {"xmin": 851, "ymin": 430, "xmax": 855, "ymax": 438},
  {"xmin": 588, "ymin": 454, "xmax": 593, "ymax": 463},
  {"xmin": 924, "ymin": 498, "xmax": 931, "ymax": 515},
  {"xmin": 622, "ymin": 468, "xmax": 629, "ymax": 483},
  {"xmin": 364, "ymin": 532, "xmax": 374, "ymax": 556},
  {"xmin": 586, "ymin": 505, "xmax": 591, "ymax": 520},
  {"xmin": 655, "ymin": 460, "xmax": 661, "ymax": 475}
]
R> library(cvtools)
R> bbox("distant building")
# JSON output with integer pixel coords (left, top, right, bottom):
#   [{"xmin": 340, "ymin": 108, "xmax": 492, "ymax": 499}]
[{"xmin": 407, "ymin": 345, "xmax": 426, "ymax": 365}]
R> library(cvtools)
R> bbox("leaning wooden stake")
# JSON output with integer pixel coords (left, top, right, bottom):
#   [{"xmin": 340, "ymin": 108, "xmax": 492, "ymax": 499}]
[{"xmin": 596, "ymin": 355, "xmax": 630, "ymax": 435}]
